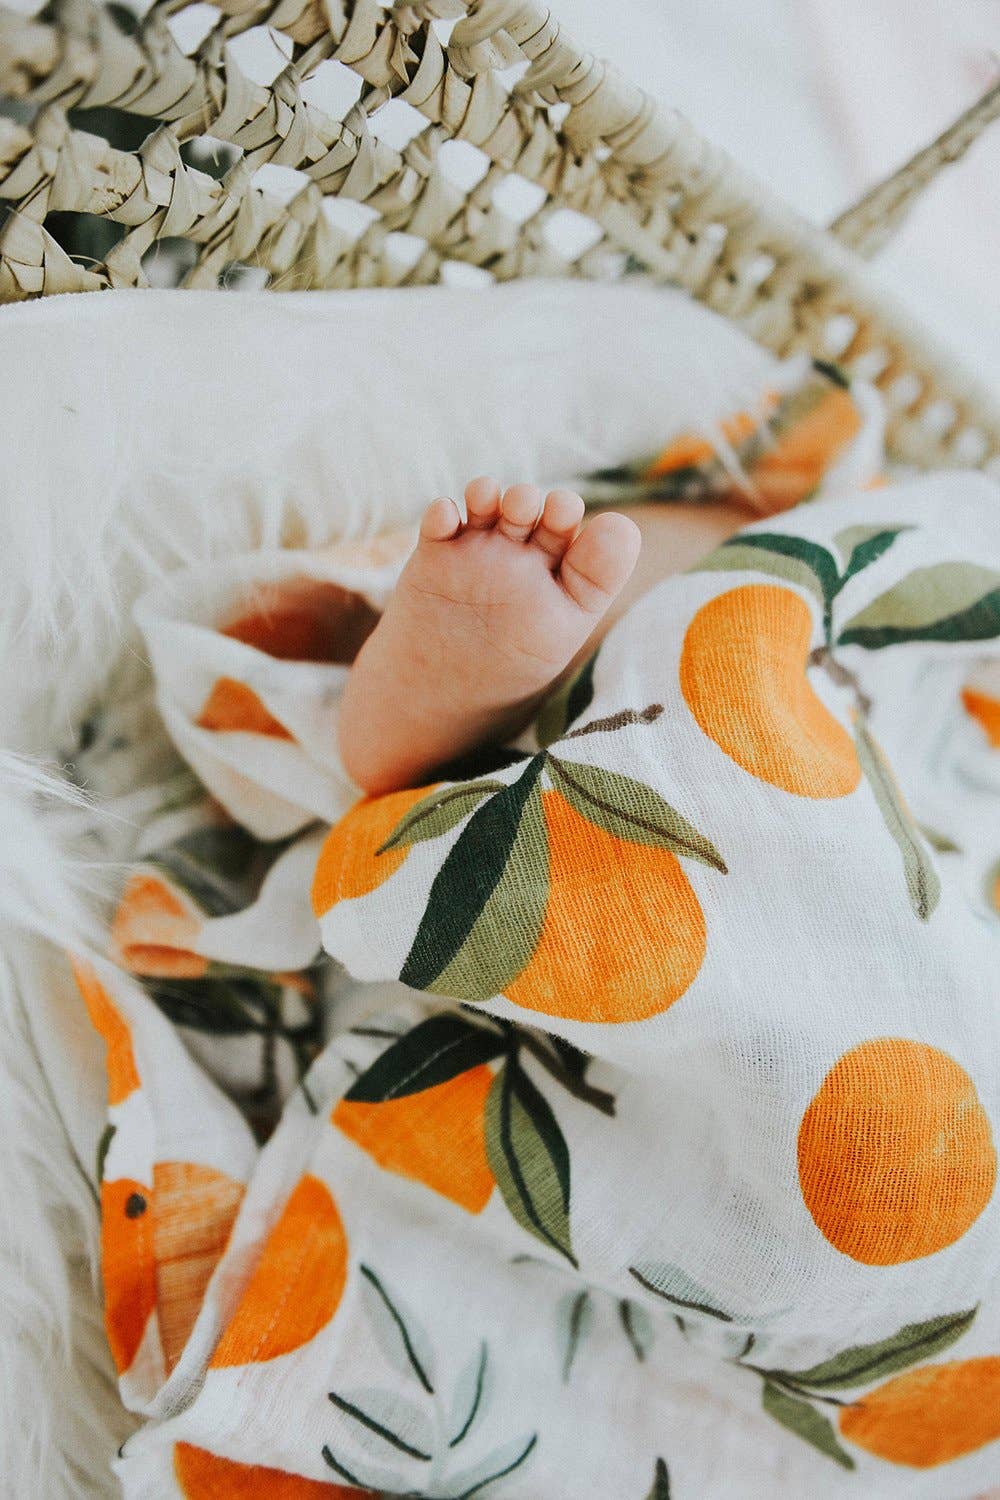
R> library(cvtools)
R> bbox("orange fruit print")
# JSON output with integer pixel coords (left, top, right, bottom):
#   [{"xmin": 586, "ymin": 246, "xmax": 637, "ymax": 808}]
[
  {"xmin": 109, "ymin": 873, "xmax": 208, "ymax": 979},
  {"xmin": 333, "ymin": 1064, "xmax": 496, "ymax": 1212},
  {"xmin": 679, "ymin": 584, "xmax": 860, "ymax": 797},
  {"xmin": 505, "ymin": 788, "xmax": 706, "ymax": 1022},
  {"xmin": 311, "ymin": 784, "xmax": 434, "ymax": 915},
  {"xmin": 71, "ymin": 958, "xmax": 140, "ymax": 1104},
  {"xmin": 798, "ymin": 1039, "xmax": 996, "ymax": 1264},
  {"xmin": 196, "ymin": 678, "xmax": 294, "ymax": 740},
  {"xmin": 210, "ymin": 1174, "xmax": 347, "ymax": 1367},
  {"xmin": 101, "ymin": 1176, "xmax": 158, "ymax": 1374},
  {"xmin": 838, "ymin": 1357, "xmax": 1000, "ymax": 1467},
  {"xmin": 174, "ymin": 1442, "xmax": 376, "ymax": 1497}
]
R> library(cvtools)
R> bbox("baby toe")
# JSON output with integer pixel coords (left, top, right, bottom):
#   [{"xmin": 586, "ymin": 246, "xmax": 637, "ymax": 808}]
[
  {"xmin": 533, "ymin": 488, "xmax": 586, "ymax": 563},
  {"xmin": 559, "ymin": 511, "xmax": 642, "ymax": 615},
  {"xmin": 498, "ymin": 483, "xmax": 544, "ymax": 541},
  {"xmin": 419, "ymin": 496, "xmax": 463, "ymax": 542},
  {"xmin": 464, "ymin": 476, "xmax": 501, "ymax": 529}
]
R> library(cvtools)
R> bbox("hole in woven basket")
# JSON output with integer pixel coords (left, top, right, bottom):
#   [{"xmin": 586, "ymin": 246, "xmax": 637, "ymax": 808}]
[
  {"xmin": 251, "ymin": 163, "xmax": 311, "ymax": 204},
  {"xmin": 43, "ymin": 210, "xmax": 124, "ymax": 271},
  {"xmin": 368, "ymin": 98, "xmax": 426, "ymax": 150},
  {"xmin": 543, "ymin": 208, "xmax": 603, "ymax": 260},
  {"xmin": 226, "ymin": 25, "xmax": 292, "ymax": 86},
  {"xmin": 886, "ymin": 372, "xmax": 924, "ymax": 410},
  {"xmin": 183, "ymin": 134, "xmax": 240, "ymax": 179},
  {"xmin": 142, "ymin": 236, "xmax": 198, "ymax": 288},
  {"xmin": 821, "ymin": 313, "xmax": 858, "ymax": 358},
  {"xmin": 438, "ymin": 139, "xmax": 490, "ymax": 192},
  {"xmin": 919, "ymin": 399, "xmax": 959, "ymax": 437},
  {"xmin": 951, "ymin": 427, "xmax": 988, "ymax": 465},
  {"xmin": 384, "ymin": 231, "xmax": 426, "ymax": 272},
  {"xmin": 321, "ymin": 198, "xmax": 380, "ymax": 240},
  {"xmin": 166, "ymin": 2, "xmax": 218, "ymax": 54},
  {"xmin": 490, "ymin": 173, "xmax": 547, "ymax": 224},
  {"xmin": 301, "ymin": 60, "xmax": 363, "ymax": 118},
  {"xmin": 224, "ymin": 264, "xmax": 271, "ymax": 290},
  {"xmin": 441, "ymin": 261, "xmax": 494, "ymax": 288},
  {"xmin": 849, "ymin": 346, "xmax": 890, "ymax": 381}
]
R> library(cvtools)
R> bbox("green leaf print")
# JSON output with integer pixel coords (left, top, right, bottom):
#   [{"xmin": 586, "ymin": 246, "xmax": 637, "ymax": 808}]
[
  {"xmin": 342, "ymin": 1014, "xmax": 506, "ymax": 1104},
  {"xmin": 536, "ymin": 653, "xmax": 598, "ymax": 748},
  {"xmin": 699, "ymin": 532, "xmax": 841, "ymax": 610},
  {"xmin": 761, "ymin": 1381, "xmax": 855, "ymax": 1469},
  {"xmin": 400, "ymin": 755, "xmax": 546, "ymax": 998},
  {"xmin": 448, "ymin": 1342, "xmax": 489, "ymax": 1448},
  {"xmin": 854, "ymin": 722, "xmax": 941, "ymax": 920},
  {"xmin": 644, "ymin": 1458, "xmax": 671, "ymax": 1500},
  {"xmin": 96, "ymin": 1122, "xmax": 116, "ymax": 1186},
  {"xmin": 833, "ymin": 525, "xmax": 909, "ymax": 585},
  {"xmin": 628, "ymin": 1263, "xmax": 735, "ymax": 1322},
  {"xmin": 327, "ymin": 1388, "xmax": 433, "ymax": 1461},
  {"xmin": 378, "ymin": 782, "xmax": 507, "ymax": 852},
  {"xmin": 359, "ymin": 1264, "xmax": 435, "ymax": 1394},
  {"xmin": 548, "ymin": 757, "xmax": 727, "ymax": 872},
  {"xmin": 779, "ymin": 1308, "xmax": 978, "ymax": 1391},
  {"xmin": 839, "ymin": 563, "xmax": 1000, "ymax": 648},
  {"xmin": 557, "ymin": 1289, "xmax": 594, "ymax": 1381},
  {"xmin": 485, "ymin": 1058, "xmax": 576, "ymax": 1266}
]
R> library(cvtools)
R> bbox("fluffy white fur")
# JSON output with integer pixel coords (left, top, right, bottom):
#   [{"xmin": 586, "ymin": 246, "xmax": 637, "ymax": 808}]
[{"xmin": 0, "ymin": 280, "xmax": 772, "ymax": 1498}]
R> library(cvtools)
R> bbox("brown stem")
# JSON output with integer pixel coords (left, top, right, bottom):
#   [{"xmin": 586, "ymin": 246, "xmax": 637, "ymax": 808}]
[
  {"xmin": 517, "ymin": 1031, "xmax": 617, "ymax": 1116},
  {"xmin": 567, "ymin": 704, "xmax": 664, "ymax": 739},
  {"xmin": 808, "ymin": 646, "xmax": 871, "ymax": 718}
]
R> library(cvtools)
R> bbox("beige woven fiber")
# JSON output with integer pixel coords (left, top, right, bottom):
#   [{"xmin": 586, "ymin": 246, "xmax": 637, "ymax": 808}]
[{"xmin": 1, "ymin": 0, "xmax": 998, "ymax": 472}]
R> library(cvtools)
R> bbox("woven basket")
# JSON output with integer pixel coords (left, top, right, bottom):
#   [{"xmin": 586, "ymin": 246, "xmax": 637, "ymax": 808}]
[{"xmin": 1, "ymin": 0, "xmax": 999, "ymax": 472}]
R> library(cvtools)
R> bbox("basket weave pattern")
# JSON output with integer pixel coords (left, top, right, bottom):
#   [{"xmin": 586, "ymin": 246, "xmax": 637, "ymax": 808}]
[{"xmin": 1, "ymin": 0, "xmax": 999, "ymax": 471}]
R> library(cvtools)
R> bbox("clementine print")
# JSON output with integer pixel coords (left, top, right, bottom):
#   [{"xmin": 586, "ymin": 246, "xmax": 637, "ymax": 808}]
[
  {"xmin": 196, "ymin": 677, "xmax": 294, "ymax": 740},
  {"xmin": 222, "ymin": 577, "xmax": 378, "ymax": 664},
  {"xmin": 174, "ymin": 1441, "xmax": 375, "ymax": 1497},
  {"xmin": 962, "ymin": 686, "xmax": 1000, "ymax": 748},
  {"xmin": 152, "ymin": 1162, "xmax": 245, "ymax": 1372},
  {"xmin": 798, "ymin": 1039, "xmax": 996, "ymax": 1264},
  {"xmin": 311, "ymin": 784, "xmax": 434, "ymax": 915},
  {"xmin": 504, "ymin": 788, "xmax": 706, "ymax": 1023},
  {"xmin": 838, "ymin": 1357, "xmax": 1000, "ymax": 1467},
  {"xmin": 750, "ymin": 383, "xmax": 861, "ymax": 513},
  {"xmin": 210, "ymin": 1174, "xmax": 347, "ymax": 1367},
  {"xmin": 71, "ymin": 958, "xmax": 140, "ymax": 1105},
  {"xmin": 679, "ymin": 584, "xmax": 860, "ymax": 797},
  {"xmin": 101, "ymin": 1176, "xmax": 157, "ymax": 1374},
  {"xmin": 333, "ymin": 1064, "xmax": 495, "ymax": 1213},
  {"xmin": 110, "ymin": 873, "xmax": 208, "ymax": 979}
]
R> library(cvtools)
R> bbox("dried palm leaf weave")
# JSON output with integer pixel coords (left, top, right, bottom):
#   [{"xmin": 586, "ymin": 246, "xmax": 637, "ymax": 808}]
[{"xmin": 0, "ymin": 0, "xmax": 998, "ymax": 472}]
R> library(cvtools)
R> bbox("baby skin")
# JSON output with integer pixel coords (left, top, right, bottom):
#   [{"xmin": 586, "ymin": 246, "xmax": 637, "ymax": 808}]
[{"xmin": 339, "ymin": 478, "xmax": 744, "ymax": 795}]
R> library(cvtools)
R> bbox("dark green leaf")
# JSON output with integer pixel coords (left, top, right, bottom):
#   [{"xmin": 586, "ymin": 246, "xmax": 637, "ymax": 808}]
[
  {"xmin": 149, "ymin": 975, "xmax": 279, "ymax": 1035},
  {"xmin": 781, "ymin": 1307, "xmax": 977, "ymax": 1390},
  {"xmin": 557, "ymin": 1289, "xmax": 593, "ymax": 1382},
  {"xmin": 619, "ymin": 1298, "xmax": 655, "ymax": 1363},
  {"xmin": 343, "ymin": 1013, "xmax": 506, "ymax": 1103},
  {"xmin": 761, "ymin": 1382, "xmax": 855, "ymax": 1469},
  {"xmin": 645, "ymin": 1458, "xmax": 671, "ymax": 1500},
  {"xmin": 400, "ymin": 756, "xmax": 545, "ymax": 995},
  {"xmin": 699, "ymin": 532, "xmax": 841, "ymax": 610},
  {"xmin": 378, "ymin": 782, "xmax": 506, "ymax": 852},
  {"xmin": 359, "ymin": 1263, "xmax": 435, "ymax": 1393},
  {"xmin": 834, "ymin": 526, "xmax": 909, "ymax": 586},
  {"xmin": 485, "ymin": 1059, "xmax": 575, "ymax": 1265},
  {"xmin": 424, "ymin": 777, "xmax": 548, "ymax": 1003},
  {"xmin": 536, "ymin": 654, "xmax": 598, "ymax": 748},
  {"xmin": 449, "ymin": 1342, "xmax": 489, "ymax": 1448},
  {"xmin": 548, "ymin": 758, "xmax": 727, "ymax": 872},
  {"xmin": 96, "ymin": 1123, "xmax": 116, "ymax": 1186},
  {"xmin": 839, "ymin": 563, "xmax": 1000, "ymax": 648},
  {"xmin": 327, "ymin": 1390, "xmax": 432, "ymax": 1460},
  {"xmin": 628, "ymin": 1264, "xmax": 733, "ymax": 1322},
  {"xmin": 855, "ymin": 723, "xmax": 940, "ymax": 919}
]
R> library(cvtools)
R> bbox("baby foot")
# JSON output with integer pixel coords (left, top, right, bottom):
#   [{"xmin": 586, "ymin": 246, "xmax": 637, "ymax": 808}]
[{"xmin": 338, "ymin": 478, "xmax": 641, "ymax": 794}]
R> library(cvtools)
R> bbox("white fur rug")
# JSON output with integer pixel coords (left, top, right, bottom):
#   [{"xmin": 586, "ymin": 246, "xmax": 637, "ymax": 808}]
[{"xmin": 0, "ymin": 281, "xmax": 772, "ymax": 1498}]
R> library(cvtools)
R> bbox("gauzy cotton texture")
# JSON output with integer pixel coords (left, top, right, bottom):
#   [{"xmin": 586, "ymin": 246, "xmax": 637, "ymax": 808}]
[{"xmin": 78, "ymin": 377, "xmax": 1000, "ymax": 1499}]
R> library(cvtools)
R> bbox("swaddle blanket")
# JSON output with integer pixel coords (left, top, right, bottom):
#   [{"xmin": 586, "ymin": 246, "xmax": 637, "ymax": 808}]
[{"xmin": 74, "ymin": 367, "xmax": 1000, "ymax": 1500}]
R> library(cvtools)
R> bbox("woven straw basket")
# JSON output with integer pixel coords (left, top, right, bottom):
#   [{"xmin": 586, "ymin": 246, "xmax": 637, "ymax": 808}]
[{"xmin": 1, "ymin": 0, "xmax": 999, "ymax": 473}]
